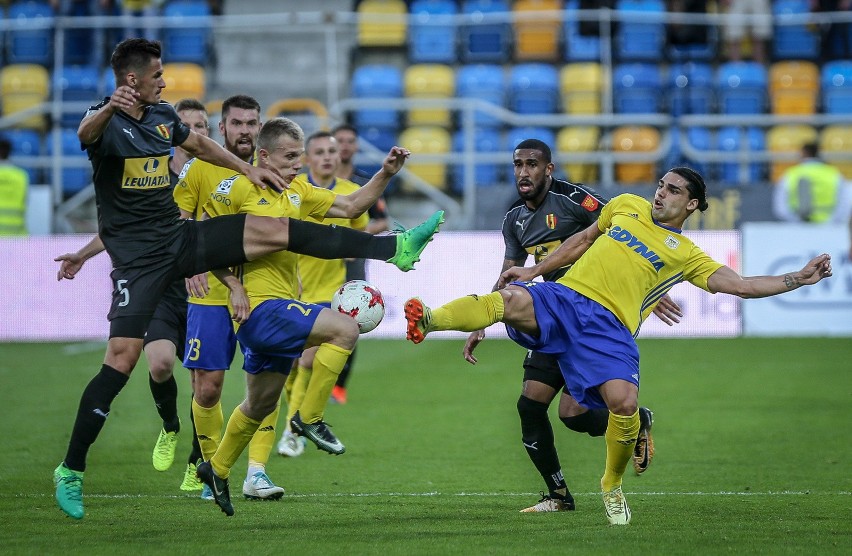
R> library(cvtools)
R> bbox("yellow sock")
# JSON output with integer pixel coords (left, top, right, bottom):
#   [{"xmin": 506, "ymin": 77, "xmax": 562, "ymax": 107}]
[
  {"xmin": 248, "ymin": 396, "xmax": 281, "ymax": 469},
  {"xmin": 285, "ymin": 366, "xmax": 312, "ymax": 424},
  {"xmin": 283, "ymin": 366, "xmax": 298, "ymax": 406},
  {"xmin": 601, "ymin": 410, "xmax": 640, "ymax": 492},
  {"xmin": 191, "ymin": 398, "xmax": 223, "ymax": 462},
  {"xmin": 431, "ymin": 292, "xmax": 504, "ymax": 332},
  {"xmin": 299, "ymin": 343, "xmax": 351, "ymax": 423},
  {"xmin": 210, "ymin": 407, "xmax": 260, "ymax": 479}
]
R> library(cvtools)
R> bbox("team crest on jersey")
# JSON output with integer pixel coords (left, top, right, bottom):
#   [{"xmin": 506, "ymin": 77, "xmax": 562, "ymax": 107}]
[
  {"xmin": 155, "ymin": 124, "xmax": 170, "ymax": 140},
  {"xmin": 545, "ymin": 214, "xmax": 557, "ymax": 229},
  {"xmin": 288, "ymin": 193, "xmax": 302, "ymax": 207},
  {"xmin": 581, "ymin": 195, "xmax": 599, "ymax": 211},
  {"xmin": 216, "ymin": 176, "xmax": 239, "ymax": 194},
  {"xmin": 665, "ymin": 235, "xmax": 680, "ymax": 249}
]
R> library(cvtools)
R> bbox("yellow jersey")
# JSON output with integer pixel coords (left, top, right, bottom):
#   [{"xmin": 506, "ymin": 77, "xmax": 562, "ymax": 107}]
[
  {"xmin": 202, "ymin": 175, "xmax": 336, "ymax": 311},
  {"xmin": 557, "ymin": 194, "xmax": 724, "ymax": 336},
  {"xmin": 296, "ymin": 174, "xmax": 370, "ymax": 304}
]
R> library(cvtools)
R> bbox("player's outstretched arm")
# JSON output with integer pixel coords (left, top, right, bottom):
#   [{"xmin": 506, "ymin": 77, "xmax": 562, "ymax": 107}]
[
  {"xmin": 327, "ymin": 147, "xmax": 410, "ymax": 219},
  {"xmin": 652, "ymin": 295, "xmax": 683, "ymax": 326},
  {"xmin": 181, "ymin": 131, "xmax": 286, "ymax": 191},
  {"xmin": 55, "ymin": 234, "xmax": 105, "ymax": 280},
  {"xmin": 707, "ymin": 253, "xmax": 832, "ymax": 298},
  {"xmin": 78, "ymin": 86, "xmax": 139, "ymax": 144}
]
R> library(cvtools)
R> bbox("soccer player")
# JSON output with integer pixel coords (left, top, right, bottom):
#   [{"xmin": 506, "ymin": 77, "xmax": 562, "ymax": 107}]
[
  {"xmin": 174, "ymin": 94, "xmax": 287, "ymax": 501},
  {"xmin": 52, "ymin": 38, "xmax": 444, "ymax": 520},
  {"xmin": 404, "ymin": 167, "xmax": 832, "ymax": 525},
  {"xmin": 278, "ymin": 131, "xmax": 368, "ymax": 457},
  {"xmin": 461, "ymin": 139, "xmax": 677, "ymax": 514},
  {"xmin": 195, "ymin": 117, "xmax": 411, "ymax": 516}
]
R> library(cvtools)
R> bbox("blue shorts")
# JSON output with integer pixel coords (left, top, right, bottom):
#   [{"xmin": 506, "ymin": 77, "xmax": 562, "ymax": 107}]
[
  {"xmin": 183, "ymin": 304, "xmax": 237, "ymax": 371},
  {"xmin": 506, "ymin": 282, "xmax": 640, "ymax": 409},
  {"xmin": 236, "ymin": 298, "xmax": 323, "ymax": 375}
]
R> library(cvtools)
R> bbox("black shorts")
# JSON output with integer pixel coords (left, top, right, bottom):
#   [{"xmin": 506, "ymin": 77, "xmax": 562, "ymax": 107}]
[
  {"xmin": 142, "ymin": 281, "xmax": 188, "ymax": 360},
  {"xmin": 108, "ymin": 215, "xmax": 247, "ymax": 339},
  {"xmin": 345, "ymin": 258, "xmax": 367, "ymax": 282},
  {"xmin": 522, "ymin": 349, "xmax": 567, "ymax": 391}
]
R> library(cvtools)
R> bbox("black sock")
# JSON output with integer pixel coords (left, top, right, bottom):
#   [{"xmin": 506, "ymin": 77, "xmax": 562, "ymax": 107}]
[
  {"xmin": 187, "ymin": 397, "xmax": 202, "ymax": 465},
  {"xmin": 149, "ymin": 374, "xmax": 180, "ymax": 433},
  {"xmin": 561, "ymin": 408, "xmax": 609, "ymax": 437},
  {"xmin": 335, "ymin": 345, "xmax": 356, "ymax": 388},
  {"xmin": 517, "ymin": 395, "xmax": 569, "ymax": 497},
  {"xmin": 64, "ymin": 365, "xmax": 129, "ymax": 472},
  {"xmin": 287, "ymin": 219, "xmax": 396, "ymax": 261}
]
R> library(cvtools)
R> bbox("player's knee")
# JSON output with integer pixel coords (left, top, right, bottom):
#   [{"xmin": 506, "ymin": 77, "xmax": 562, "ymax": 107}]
[
  {"xmin": 517, "ymin": 394, "xmax": 548, "ymax": 420},
  {"xmin": 193, "ymin": 373, "xmax": 223, "ymax": 406}
]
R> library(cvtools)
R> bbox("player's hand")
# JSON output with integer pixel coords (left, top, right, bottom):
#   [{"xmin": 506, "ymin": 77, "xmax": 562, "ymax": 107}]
[
  {"xmin": 652, "ymin": 294, "xmax": 682, "ymax": 326},
  {"xmin": 108, "ymin": 85, "xmax": 139, "ymax": 113},
  {"xmin": 796, "ymin": 253, "xmax": 832, "ymax": 285},
  {"xmin": 185, "ymin": 273, "xmax": 209, "ymax": 298},
  {"xmin": 463, "ymin": 329, "xmax": 486, "ymax": 365},
  {"xmin": 497, "ymin": 266, "xmax": 536, "ymax": 289},
  {"xmin": 245, "ymin": 165, "xmax": 287, "ymax": 191},
  {"xmin": 55, "ymin": 252, "xmax": 85, "ymax": 281},
  {"xmin": 229, "ymin": 285, "xmax": 251, "ymax": 324},
  {"xmin": 382, "ymin": 146, "xmax": 411, "ymax": 176}
]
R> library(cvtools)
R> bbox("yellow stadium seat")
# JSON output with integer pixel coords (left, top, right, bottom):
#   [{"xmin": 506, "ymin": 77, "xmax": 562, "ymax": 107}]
[
  {"xmin": 557, "ymin": 126, "xmax": 600, "ymax": 183},
  {"xmin": 161, "ymin": 63, "xmax": 205, "ymax": 104},
  {"xmin": 560, "ymin": 63, "xmax": 603, "ymax": 115},
  {"xmin": 514, "ymin": 0, "xmax": 562, "ymax": 62},
  {"xmin": 769, "ymin": 61, "xmax": 819, "ymax": 115},
  {"xmin": 820, "ymin": 125, "xmax": 852, "ymax": 179},
  {"xmin": 404, "ymin": 64, "xmax": 455, "ymax": 127},
  {"xmin": 266, "ymin": 98, "xmax": 329, "ymax": 136},
  {"xmin": 612, "ymin": 126, "xmax": 660, "ymax": 184},
  {"xmin": 398, "ymin": 126, "xmax": 451, "ymax": 191},
  {"xmin": 0, "ymin": 64, "xmax": 49, "ymax": 130},
  {"xmin": 766, "ymin": 124, "xmax": 818, "ymax": 181},
  {"xmin": 358, "ymin": 0, "xmax": 407, "ymax": 47}
]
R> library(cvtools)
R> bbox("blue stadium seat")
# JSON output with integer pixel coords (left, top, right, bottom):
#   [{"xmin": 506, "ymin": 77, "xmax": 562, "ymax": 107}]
[
  {"xmin": 821, "ymin": 60, "xmax": 852, "ymax": 114},
  {"xmin": 613, "ymin": 63, "xmax": 662, "ymax": 114},
  {"xmin": 55, "ymin": 65, "xmax": 101, "ymax": 127},
  {"xmin": 357, "ymin": 126, "xmax": 399, "ymax": 191},
  {"xmin": 508, "ymin": 63, "xmax": 559, "ymax": 115},
  {"xmin": 455, "ymin": 64, "xmax": 505, "ymax": 127},
  {"xmin": 162, "ymin": 0, "xmax": 211, "ymax": 64},
  {"xmin": 718, "ymin": 126, "xmax": 765, "ymax": 184},
  {"xmin": 0, "ymin": 129, "xmax": 42, "ymax": 184},
  {"xmin": 665, "ymin": 127, "xmax": 714, "ymax": 181},
  {"xmin": 563, "ymin": 0, "xmax": 600, "ymax": 61},
  {"xmin": 451, "ymin": 128, "xmax": 502, "ymax": 192},
  {"xmin": 351, "ymin": 64, "xmax": 403, "ymax": 130},
  {"xmin": 409, "ymin": 0, "xmax": 458, "ymax": 63},
  {"xmin": 716, "ymin": 62, "xmax": 767, "ymax": 114},
  {"xmin": 459, "ymin": 0, "xmax": 511, "ymax": 63},
  {"xmin": 614, "ymin": 0, "xmax": 666, "ymax": 62},
  {"xmin": 669, "ymin": 62, "xmax": 714, "ymax": 116},
  {"xmin": 7, "ymin": 1, "xmax": 55, "ymax": 66},
  {"xmin": 505, "ymin": 126, "xmax": 556, "ymax": 153},
  {"xmin": 101, "ymin": 66, "xmax": 116, "ymax": 97},
  {"xmin": 772, "ymin": 0, "xmax": 819, "ymax": 61},
  {"xmin": 46, "ymin": 128, "xmax": 91, "ymax": 196},
  {"xmin": 62, "ymin": 1, "xmax": 95, "ymax": 66}
]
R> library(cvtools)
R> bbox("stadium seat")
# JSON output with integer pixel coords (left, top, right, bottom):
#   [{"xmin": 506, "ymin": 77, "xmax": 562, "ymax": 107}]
[
  {"xmin": 819, "ymin": 125, "xmax": 852, "ymax": 179},
  {"xmin": 398, "ymin": 126, "xmax": 451, "ymax": 192},
  {"xmin": 0, "ymin": 64, "xmax": 49, "ymax": 130},
  {"xmin": 46, "ymin": 128, "xmax": 91, "ymax": 197},
  {"xmin": 460, "ymin": 0, "xmax": 512, "ymax": 63},
  {"xmin": 358, "ymin": 0, "xmax": 408, "ymax": 47},
  {"xmin": 409, "ymin": 0, "xmax": 458, "ymax": 63},
  {"xmin": 266, "ymin": 98, "xmax": 329, "ymax": 137},
  {"xmin": 557, "ymin": 126, "xmax": 600, "ymax": 183},
  {"xmin": 718, "ymin": 126, "xmax": 765, "ymax": 185},
  {"xmin": 62, "ymin": 0, "xmax": 95, "ymax": 66},
  {"xmin": 6, "ymin": 1, "xmax": 54, "ymax": 66},
  {"xmin": 612, "ymin": 125, "xmax": 660, "ymax": 184},
  {"xmin": 451, "ymin": 127, "xmax": 502, "ymax": 192},
  {"xmin": 0, "ymin": 129, "xmax": 42, "ymax": 184},
  {"xmin": 560, "ymin": 63, "xmax": 603, "ymax": 115},
  {"xmin": 513, "ymin": 0, "xmax": 562, "ymax": 62},
  {"xmin": 358, "ymin": 126, "xmax": 399, "ymax": 184},
  {"xmin": 351, "ymin": 64, "xmax": 404, "ymax": 130},
  {"xmin": 766, "ymin": 124, "xmax": 818, "ymax": 181},
  {"xmin": 54, "ymin": 65, "xmax": 101, "ymax": 127},
  {"xmin": 613, "ymin": 63, "xmax": 662, "ymax": 114},
  {"xmin": 506, "ymin": 126, "xmax": 555, "ymax": 152},
  {"xmin": 664, "ymin": 127, "xmax": 714, "ymax": 181},
  {"xmin": 162, "ymin": 0, "xmax": 211, "ymax": 65},
  {"xmin": 768, "ymin": 61, "xmax": 819, "ymax": 115},
  {"xmin": 404, "ymin": 64, "xmax": 455, "ymax": 127},
  {"xmin": 614, "ymin": 0, "xmax": 666, "ymax": 62},
  {"xmin": 668, "ymin": 62, "xmax": 714, "ymax": 116},
  {"xmin": 772, "ymin": 0, "xmax": 819, "ymax": 61},
  {"xmin": 563, "ymin": 0, "xmax": 601, "ymax": 62},
  {"xmin": 160, "ymin": 63, "xmax": 206, "ymax": 105},
  {"xmin": 509, "ymin": 63, "xmax": 559, "ymax": 114},
  {"xmin": 455, "ymin": 64, "xmax": 506, "ymax": 127},
  {"xmin": 101, "ymin": 67, "xmax": 117, "ymax": 97},
  {"xmin": 821, "ymin": 60, "xmax": 852, "ymax": 114},
  {"xmin": 716, "ymin": 61, "xmax": 767, "ymax": 115}
]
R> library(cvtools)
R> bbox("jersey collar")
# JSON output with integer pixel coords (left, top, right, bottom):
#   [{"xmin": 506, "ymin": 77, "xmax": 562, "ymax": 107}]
[{"xmin": 307, "ymin": 172, "xmax": 335, "ymax": 190}]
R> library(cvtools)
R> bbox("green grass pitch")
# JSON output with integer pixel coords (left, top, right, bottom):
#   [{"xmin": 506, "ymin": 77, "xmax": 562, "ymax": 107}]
[{"xmin": 0, "ymin": 338, "xmax": 849, "ymax": 554}]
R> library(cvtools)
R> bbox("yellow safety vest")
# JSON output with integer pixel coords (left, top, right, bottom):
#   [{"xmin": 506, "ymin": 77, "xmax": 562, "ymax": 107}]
[
  {"xmin": 0, "ymin": 164, "xmax": 28, "ymax": 236},
  {"xmin": 783, "ymin": 161, "xmax": 841, "ymax": 223}
]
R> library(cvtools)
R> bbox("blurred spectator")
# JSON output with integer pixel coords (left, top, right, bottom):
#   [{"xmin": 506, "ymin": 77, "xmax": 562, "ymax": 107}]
[
  {"xmin": 667, "ymin": 0, "xmax": 713, "ymax": 50},
  {"xmin": 812, "ymin": 0, "xmax": 852, "ymax": 61},
  {"xmin": 773, "ymin": 141, "xmax": 852, "ymax": 223},
  {"xmin": 0, "ymin": 139, "xmax": 30, "ymax": 236},
  {"xmin": 721, "ymin": 0, "xmax": 772, "ymax": 63}
]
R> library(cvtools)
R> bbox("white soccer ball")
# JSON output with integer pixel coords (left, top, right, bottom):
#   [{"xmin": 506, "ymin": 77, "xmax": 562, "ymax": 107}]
[{"xmin": 331, "ymin": 280, "xmax": 386, "ymax": 334}]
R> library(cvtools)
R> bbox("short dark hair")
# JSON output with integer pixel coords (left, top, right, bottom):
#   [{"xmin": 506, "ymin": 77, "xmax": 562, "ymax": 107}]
[
  {"xmin": 174, "ymin": 98, "xmax": 206, "ymax": 113},
  {"xmin": 0, "ymin": 139, "xmax": 10, "ymax": 159},
  {"xmin": 221, "ymin": 94, "xmax": 261, "ymax": 119},
  {"xmin": 514, "ymin": 139, "xmax": 552, "ymax": 163},
  {"xmin": 331, "ymin": 123, "xmax": 358, "ymax": 137},
  {"xmin": 110, "ymin": 38, "xmax": 161, "ymax": 82},
  {"xmin": 306, "ymin": 130, "xmax": 334, "ymax": 150},
  {"xmin": 670, "ymin": 166, "xmax": 708, "ymax": 212},
  {"xmin": 257, "ymin": 117, "xmax": 304, "ymax": 151},
  {"xmin": 802, "ymin": 141, "xmax": 819, "ymax": 158}
]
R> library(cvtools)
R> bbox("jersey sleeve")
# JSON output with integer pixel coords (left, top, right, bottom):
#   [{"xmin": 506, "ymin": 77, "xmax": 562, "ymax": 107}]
[
  {"xmin": 294, "ymin": 179, "xmax": 337, "ymax": 221},
  {"xmin": 682, "ymin": 244, "xmax": 725, "ymax": 292},
  {"xmin": 596, "ymin": 195, "xmax": 618, "ymax": 233},
  {"xmin": 168, "ymin": 105, "xmax": 191, "ymax": 146},
  {"xmin": 502, "ymin": 210, "xmax": 527, "ymax": 262},
  {"xmin": 172, "ymin": 159, "xmax": 199, "ymax": 215}
]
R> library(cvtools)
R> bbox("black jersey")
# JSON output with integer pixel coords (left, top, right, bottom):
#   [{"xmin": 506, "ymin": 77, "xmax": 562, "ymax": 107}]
[
  {"xmin": 502, "ymin": 178, "xmax": 608, "ymax": 282},
  {"xmin": 85, "ymin": 99, "xmax": 191, "ymax": 268}
]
